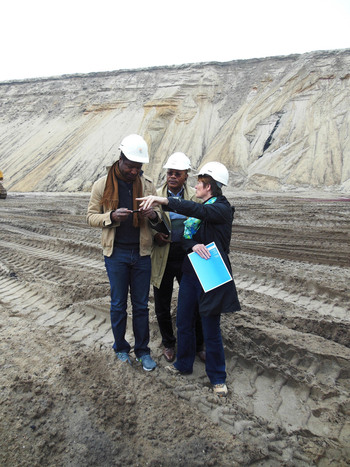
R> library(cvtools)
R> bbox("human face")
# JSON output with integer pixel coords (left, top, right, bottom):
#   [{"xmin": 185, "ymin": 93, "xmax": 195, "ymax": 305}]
[
  {"xmin": 195, "ymin": 179, "xmax": 212, "ymax": 201},
  {"xmin": 119, "ymin": 157, "xmax": 142, "ymax": 182},
  {"xmin": 166, "ymin": 169, "xmax": 188, "ymax": 193}
]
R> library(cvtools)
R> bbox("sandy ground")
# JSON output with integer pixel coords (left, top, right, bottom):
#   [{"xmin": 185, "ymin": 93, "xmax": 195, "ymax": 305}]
[{"xmin": 0, "ymin": 191, "xmax": 349, "ymax": 466}]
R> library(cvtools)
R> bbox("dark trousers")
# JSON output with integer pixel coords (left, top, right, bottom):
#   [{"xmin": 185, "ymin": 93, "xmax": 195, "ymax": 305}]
[
  {"xmin": 153, "ymin": 247, "xmax": 204, "ymax": 350},
  {"xmin": 175, "ymin": 273, "xmax": 226, "ymax": 384}
]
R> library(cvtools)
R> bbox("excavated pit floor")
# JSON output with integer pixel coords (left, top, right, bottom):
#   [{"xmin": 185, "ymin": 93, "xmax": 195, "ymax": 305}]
[{"xmin": 0, "ymin": 191, "xmax": 349, "ymax": 466}]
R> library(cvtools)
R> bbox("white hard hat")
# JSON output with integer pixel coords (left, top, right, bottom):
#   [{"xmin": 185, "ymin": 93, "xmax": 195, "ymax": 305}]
[
  {"xmin": 118, "ymin": 134, "xmax": 149, "ymax": 163},
  {"xmin": 197, "ymin": 161, "xmax": 229, "ymax": 186},
  {"xmin": 163, "ymin": 152, "xmax": 191, "ymax": 171}
]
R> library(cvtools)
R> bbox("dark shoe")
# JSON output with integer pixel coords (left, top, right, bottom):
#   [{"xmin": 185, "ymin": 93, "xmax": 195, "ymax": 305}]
[
  {"xmin": 196, "ymin": 350, "xmax": 206, "ymax": 362},
  {"xmin": 162, "ymin": 347, "xmax": 175, "ymax": 362}
]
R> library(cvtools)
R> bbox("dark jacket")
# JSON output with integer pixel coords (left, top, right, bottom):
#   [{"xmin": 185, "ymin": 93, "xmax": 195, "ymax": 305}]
[
  {"xmin": 165, "ymin": 195, "xmax": 241, "ymax": 316},
  {"xmin": 150, "ymin": 182, "xmax": 198, "ymax": 288}
]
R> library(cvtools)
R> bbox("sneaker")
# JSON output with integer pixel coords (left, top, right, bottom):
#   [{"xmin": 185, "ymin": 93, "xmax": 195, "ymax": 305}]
[
  {"xmin": 137, "ymin": 354, "xmax": 157, "ymax": 371},
  {"xmin": 116, "ymin": 352, "xmax": 131, "ymax": 365},
  {"xmin": 213, "ymin": 383, "xmax": 228, "ymax": 397}
]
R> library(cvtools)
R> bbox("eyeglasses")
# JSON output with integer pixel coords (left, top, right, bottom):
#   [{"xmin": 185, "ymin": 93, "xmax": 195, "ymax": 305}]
[{"xmin": 167, "ymin": 170, "xmax": 183, "ymax": 177}]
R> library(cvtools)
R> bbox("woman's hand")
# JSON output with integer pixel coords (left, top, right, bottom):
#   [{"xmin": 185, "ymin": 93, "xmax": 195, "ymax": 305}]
[
  {"xmin": 136, "ymin": 195, "xmax": 168, "ymax": 210},
  {"xmin": 192, "ymin": 243, "xmax": 211, "ymax": 259}
]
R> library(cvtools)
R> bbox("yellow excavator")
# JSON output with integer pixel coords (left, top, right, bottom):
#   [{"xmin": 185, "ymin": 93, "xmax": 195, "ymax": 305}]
[{"xmin": 0, "ymin": 170, "xmax": 7, "ymax": 199}]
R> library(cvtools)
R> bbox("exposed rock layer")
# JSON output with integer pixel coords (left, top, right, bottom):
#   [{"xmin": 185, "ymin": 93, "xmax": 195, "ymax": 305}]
[{"xmin": 0, "ymin": 49, "xmax": 349, "ymax": 192}]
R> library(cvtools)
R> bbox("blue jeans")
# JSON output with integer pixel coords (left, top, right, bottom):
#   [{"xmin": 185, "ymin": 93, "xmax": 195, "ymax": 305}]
[
  {"xmin": 104, "ymin": 247, "xmax": 151, "ymax": 359},
  {"xmin": 174, "ymin": 273, "xmax": 226, "ymax": 385}
]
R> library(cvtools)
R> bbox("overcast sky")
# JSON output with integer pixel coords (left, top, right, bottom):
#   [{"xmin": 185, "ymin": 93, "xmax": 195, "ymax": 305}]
[{"xmin": 1, "ymin": 0, "xmax": 349, "ymax": 82}]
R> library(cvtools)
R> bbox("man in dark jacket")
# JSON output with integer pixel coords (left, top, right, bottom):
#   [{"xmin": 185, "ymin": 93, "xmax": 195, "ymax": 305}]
[{"xmin": 151, "ymin": 152, "xmax": 205, "ymax": 363}]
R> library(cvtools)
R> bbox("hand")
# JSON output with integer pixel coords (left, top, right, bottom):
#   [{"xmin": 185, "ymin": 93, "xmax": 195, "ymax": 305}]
[
  {"xmin": 136, "ymin": 195, "xmax": 168, "ymax": 210},
  {"xmin": 111, "ymin": 208, "xmax": 132, "ymax": 222},
  {"xmin": 139, "ymin": 207, "xmax": 157, "ymax": 220},
  {"xmin": 192, "ymin": 243, "xmax": 211, "ymax": 259},
  {"xmin": 154, "ymin": 232, "xmax": 170, "ymax": 246}
]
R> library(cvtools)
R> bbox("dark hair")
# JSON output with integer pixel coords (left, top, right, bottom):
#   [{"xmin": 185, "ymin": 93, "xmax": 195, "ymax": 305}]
[{"xmin": 198, "ymin": 174, "xmax": 222, "ymax": 197}]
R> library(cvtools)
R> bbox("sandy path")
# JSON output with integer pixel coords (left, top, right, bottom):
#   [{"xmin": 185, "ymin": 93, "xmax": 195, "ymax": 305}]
[{"xmin": 0, "ymin": 192, "xmax": 349, "ymax": 466}]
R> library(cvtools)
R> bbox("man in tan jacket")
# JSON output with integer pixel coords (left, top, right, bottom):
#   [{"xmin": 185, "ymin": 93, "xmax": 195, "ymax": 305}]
[
  {"xmin": 151, "ymin": 152, "xmax": 205, "ymax": 363},
  {"xmin": 87, "ymin": 134, "xmax": 160, "ymax": 371}
]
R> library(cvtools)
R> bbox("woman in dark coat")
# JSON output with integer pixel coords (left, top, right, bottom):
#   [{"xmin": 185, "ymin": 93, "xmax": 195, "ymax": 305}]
[{"xmin": 138, "ymin": 162, "xmax": 240, "ymax": 396}]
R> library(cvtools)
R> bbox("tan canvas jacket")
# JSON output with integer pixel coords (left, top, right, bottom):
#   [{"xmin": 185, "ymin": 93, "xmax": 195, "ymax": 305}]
[
  {"xmin": 87, "ymin": 171, "xmax": 160, "ymax": 257},
  {"xmin": 151, "ymin": 183, "xmax": 199, "ymax": 288}
]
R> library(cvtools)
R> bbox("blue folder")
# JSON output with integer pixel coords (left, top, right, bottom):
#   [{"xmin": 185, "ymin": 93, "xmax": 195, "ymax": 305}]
[{"xmin": 188, "ymin": 241, "xmax": 232, "ymax": 293}]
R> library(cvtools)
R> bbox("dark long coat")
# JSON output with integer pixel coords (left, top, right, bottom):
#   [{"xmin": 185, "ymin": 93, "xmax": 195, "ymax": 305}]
[{"xmin": 165, "ymin": 195, "xmax": 241, "ymax": 316}]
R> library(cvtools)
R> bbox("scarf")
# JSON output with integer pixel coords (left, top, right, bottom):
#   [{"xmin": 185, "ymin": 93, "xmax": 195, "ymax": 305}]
[
  {"xmin": 183, "ymin": 197, "xmax": 217, "ymax": 239},
  {"xmin": 100, "ymin": 160, "xmax": 144, "ymax": 228}
]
